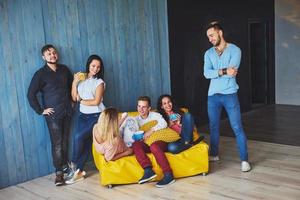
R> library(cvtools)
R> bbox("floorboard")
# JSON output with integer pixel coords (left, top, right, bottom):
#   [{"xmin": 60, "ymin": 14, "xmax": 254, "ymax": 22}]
[{"xmin": 1, "ymin": 134, "xmax": 300, "ymax": 200}]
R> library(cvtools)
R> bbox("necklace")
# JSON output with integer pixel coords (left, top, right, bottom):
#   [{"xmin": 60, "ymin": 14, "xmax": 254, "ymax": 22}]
[{"xmin": 215, "ymin": 42, "xmax": 227, "ymax": 56}]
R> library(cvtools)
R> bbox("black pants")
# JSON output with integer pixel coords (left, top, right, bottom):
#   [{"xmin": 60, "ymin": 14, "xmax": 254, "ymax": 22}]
[{"xmin": 45, "ymin": 115, "xmax": 71, "ymax": 173}]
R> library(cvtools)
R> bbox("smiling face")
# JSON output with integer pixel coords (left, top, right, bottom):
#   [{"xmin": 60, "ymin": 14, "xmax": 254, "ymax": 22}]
[
  {"xmin": 137, "ymin": 100, "xmax": 151, "ymax": 119},
  {"xmin": 207, "ymin": 27, "xmax": 222, "ymax": 47},
  {"xmin": 42, "ymin": 47, "xmax": 58, "ymax": 64},
  {"xmin": 161, "ymin": 96, "xmax": 173, "ymax": 114},
  {"xmin": 88, "ymin": 59, "xmax": 101, "ymax": 77}
]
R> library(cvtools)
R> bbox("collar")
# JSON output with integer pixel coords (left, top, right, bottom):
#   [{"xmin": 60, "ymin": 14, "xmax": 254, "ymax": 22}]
[
  {"xmin": 215, "ymin": 42, "xmax": 228, "ymax": 56},
  {"xmin": 44, "ymin": 63, "xmax": 59, "ymax": 72}
]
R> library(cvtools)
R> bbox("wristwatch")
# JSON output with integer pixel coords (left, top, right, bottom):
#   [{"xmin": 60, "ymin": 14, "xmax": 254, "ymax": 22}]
[{"xmin": 222, "ymin": 68, "xmax": 227, "ymax": 75}]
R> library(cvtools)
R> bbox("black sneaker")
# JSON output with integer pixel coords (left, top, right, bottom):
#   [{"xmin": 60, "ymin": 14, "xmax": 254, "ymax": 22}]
[
  {"xmin": 55, "ymin": 173, "xmax": 65, "ymax": 186},
  {"xmin": 138, "ymin": 168, "xmax": 157, "ymax": 184},
  {"xmin": 155, "ymin": 172, "xmax": 175, "ymax": 188}
]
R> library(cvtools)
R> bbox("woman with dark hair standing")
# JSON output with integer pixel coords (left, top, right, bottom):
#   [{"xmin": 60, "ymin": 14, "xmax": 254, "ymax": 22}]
[
  {"xmin": 67, "ymin": 55, "xmax": 106, "ymax": 184},
  {"xmin": 157, "ymin": 94, "xmax": 202, "ymax": 154}
]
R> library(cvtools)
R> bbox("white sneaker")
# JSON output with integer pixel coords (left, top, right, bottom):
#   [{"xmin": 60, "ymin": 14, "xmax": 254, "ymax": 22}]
[
  {"xmin": 65, "ymin": 169, "xmax": 86, "ymax": 184},
  {"xmin": 209, "ymin": 156, "xmax": 220, "ymax": 161},
  {"xmin": 241, "ymin": 161, "xmax": 251, "ymax": 172}
]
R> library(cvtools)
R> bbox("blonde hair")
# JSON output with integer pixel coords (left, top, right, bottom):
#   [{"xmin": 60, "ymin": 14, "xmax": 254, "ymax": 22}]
[{"xmin": 93, "ymin": 107, "xmax": 120, "ymax": 144}]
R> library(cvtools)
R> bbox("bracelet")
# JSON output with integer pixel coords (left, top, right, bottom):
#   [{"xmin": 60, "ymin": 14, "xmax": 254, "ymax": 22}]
[{"xmin": 222, "ymin": 68, "xmax": 227, "ymax": 75}]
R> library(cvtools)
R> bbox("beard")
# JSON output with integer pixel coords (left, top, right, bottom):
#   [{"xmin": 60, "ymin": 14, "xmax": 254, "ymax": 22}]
[
  {"xmin": 46, "ymin": 61, "xmax": 57, "ymax": 64},
  {"xmin": 45, "ymin": 58, "xmax": 58, "ymax": 64},
  {"xmin": 213, "ymin": 36, "xmax": 221, "ymax": 47}
]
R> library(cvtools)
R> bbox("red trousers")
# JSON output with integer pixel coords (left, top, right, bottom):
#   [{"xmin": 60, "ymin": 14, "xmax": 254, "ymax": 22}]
[{"xmin": 132, "ymin": 140, "xmax": 172, "ymax": 173}]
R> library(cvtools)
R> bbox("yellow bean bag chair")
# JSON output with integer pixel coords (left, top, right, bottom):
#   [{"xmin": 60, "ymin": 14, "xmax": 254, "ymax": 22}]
[{"xmin": 92, "ymin": 110, "xmax": 209, "ymax": 186}]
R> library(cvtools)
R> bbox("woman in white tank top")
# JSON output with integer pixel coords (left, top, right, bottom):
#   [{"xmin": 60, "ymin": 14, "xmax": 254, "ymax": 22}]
[{"xmin": 67, "ymin": 55, "xmax": 106, "ymax": 184}]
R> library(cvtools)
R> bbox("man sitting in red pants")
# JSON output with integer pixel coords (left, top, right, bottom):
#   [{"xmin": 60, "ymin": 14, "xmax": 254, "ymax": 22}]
[{"xmin": 132, "ymin": 96, "xmax": 175, "ymax": 188}]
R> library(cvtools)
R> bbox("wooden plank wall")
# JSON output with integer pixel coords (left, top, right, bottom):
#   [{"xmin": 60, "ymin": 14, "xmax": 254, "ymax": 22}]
[{"xmin": 0, "ymin": 0, "xmax": 170, "ymax": 188}]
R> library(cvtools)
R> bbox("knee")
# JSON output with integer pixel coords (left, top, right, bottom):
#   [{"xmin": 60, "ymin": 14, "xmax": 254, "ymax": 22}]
[
  {"xmin": 132, "ymin": 141, "xmax": 143, "ymax": 152},
  {"xmin": 183, "ymin": 112, "xmax": 194, "ymax": 122},
  {"xmin": 53, "ymin": 144, "xmax": 62, "ymax": 155},
  {"xmin": 150, "ymin": 142, "xmax": 163, "ymax": 154},
  {"xmin": 168, "ymin": 143, "xmax": 179, "ymax": 154},
  {"xmin": 231, "ymin": 123, "xmax": 243, "ymax": 134}
]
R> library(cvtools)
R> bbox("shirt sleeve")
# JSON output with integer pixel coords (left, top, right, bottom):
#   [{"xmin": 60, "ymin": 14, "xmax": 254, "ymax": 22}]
[
  {"xmin": 203, "ymin": 51, "xmax": 219, "ymax": 79},
  {"xmin": 228, "ymin": 46, "xmax": 241, "ymax": 69},
  {"xmin": 27, "ymin": 71, "xmax": 43, "ymax": 115},
  {"xmin": 95, "ymin": 78, "xmax": 105, "ymax": 89}
]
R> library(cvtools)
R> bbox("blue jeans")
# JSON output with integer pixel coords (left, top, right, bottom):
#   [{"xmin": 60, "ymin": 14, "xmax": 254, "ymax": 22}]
[
  {"xmin": 208, "ymin": 93, "xmax": 248, "ymax": 161},
  {"xmin": 71, "ymin": 112, "xmax": 100, "ymax": 171},
  {"xmin": 168, "ymin": 112, "xmax": 194, "ymax": 154}
]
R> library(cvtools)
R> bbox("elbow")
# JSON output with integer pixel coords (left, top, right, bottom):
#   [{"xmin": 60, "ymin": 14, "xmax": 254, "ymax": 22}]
[
  {"xmin": 27, "ymin": 90, "xmax": 33, "ymax": 101},
  {"xmin": 27, "ymin": 93, "xmax": 31, "ymax": 101},
  {"xmin": 71, "ymin": 90, "xmax": 78, "ymax": 102},
  {"xmin": 71, "ymin": 95, "xmax": 77, "ymax": 102},
  {"xmin": 203, "ymin": 71, "xmax": 210, "ymax": 79},
  {"xmin": 73, "ymin": 96, "xmax": 78, "ymax": 102},
  {"xmin": 162, "ymin": 122, "xmax": 168, "ymax": 129},
  {"xmin": 105, "ymin": 155, "xmax": 113, "ymax": 162}
]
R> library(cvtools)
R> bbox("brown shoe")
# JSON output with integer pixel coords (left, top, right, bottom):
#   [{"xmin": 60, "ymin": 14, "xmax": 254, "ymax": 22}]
[{"xmin": 55, "ymin": 174, "xmax": 65, "ymax": 186}]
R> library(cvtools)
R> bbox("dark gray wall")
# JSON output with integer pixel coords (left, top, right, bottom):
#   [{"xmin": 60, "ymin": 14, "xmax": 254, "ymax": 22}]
[
  {"xmin": 0, "ymin": 0, "xmax": 170, "ymax": 188},
  {"xmin": 275, "ymin": 0, "xmax": 300, "ymax": 105},
  {"xmin": 168, "ymin": 0, "xmax": 275, "ymax": 126}
]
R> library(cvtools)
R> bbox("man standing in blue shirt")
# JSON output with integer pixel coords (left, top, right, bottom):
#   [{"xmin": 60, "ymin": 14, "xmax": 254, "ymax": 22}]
[
  {"xmin": 27, "ymin": 44, "xmax": 74, "ymax": 185},
  {"xmin": 203, "ymin": 22, "xmax": 251, "ymax": 172}
]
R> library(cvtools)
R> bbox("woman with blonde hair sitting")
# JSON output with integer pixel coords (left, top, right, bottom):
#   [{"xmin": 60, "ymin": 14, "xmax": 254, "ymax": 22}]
[{"xmin": 93, "ymin": 107, "xmax": 132, "ymax": 161}]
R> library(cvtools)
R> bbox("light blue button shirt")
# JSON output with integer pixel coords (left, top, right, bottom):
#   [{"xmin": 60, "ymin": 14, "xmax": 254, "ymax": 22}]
[{"xmin": 203, "ymin": 43, "xmax": 241, "ymax": 96}]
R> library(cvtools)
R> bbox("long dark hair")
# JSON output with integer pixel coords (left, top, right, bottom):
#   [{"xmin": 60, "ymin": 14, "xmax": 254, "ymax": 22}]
[
  {"xmin": 157, "ymin": 94, "xmax": 184, "ymax": 125},
  {"xmin": 85, "ymin": 54, "xmax": 104, "ymax": 79}
]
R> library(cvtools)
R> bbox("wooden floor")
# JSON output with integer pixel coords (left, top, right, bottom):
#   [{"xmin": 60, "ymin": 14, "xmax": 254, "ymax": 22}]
[
  {"xmin": 1, "ymin": 134, "xmax": 300, "ymax": 200},
  {"xmin": 199, "ymin": 104, "xmax": 300, "ymax": 146}
]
